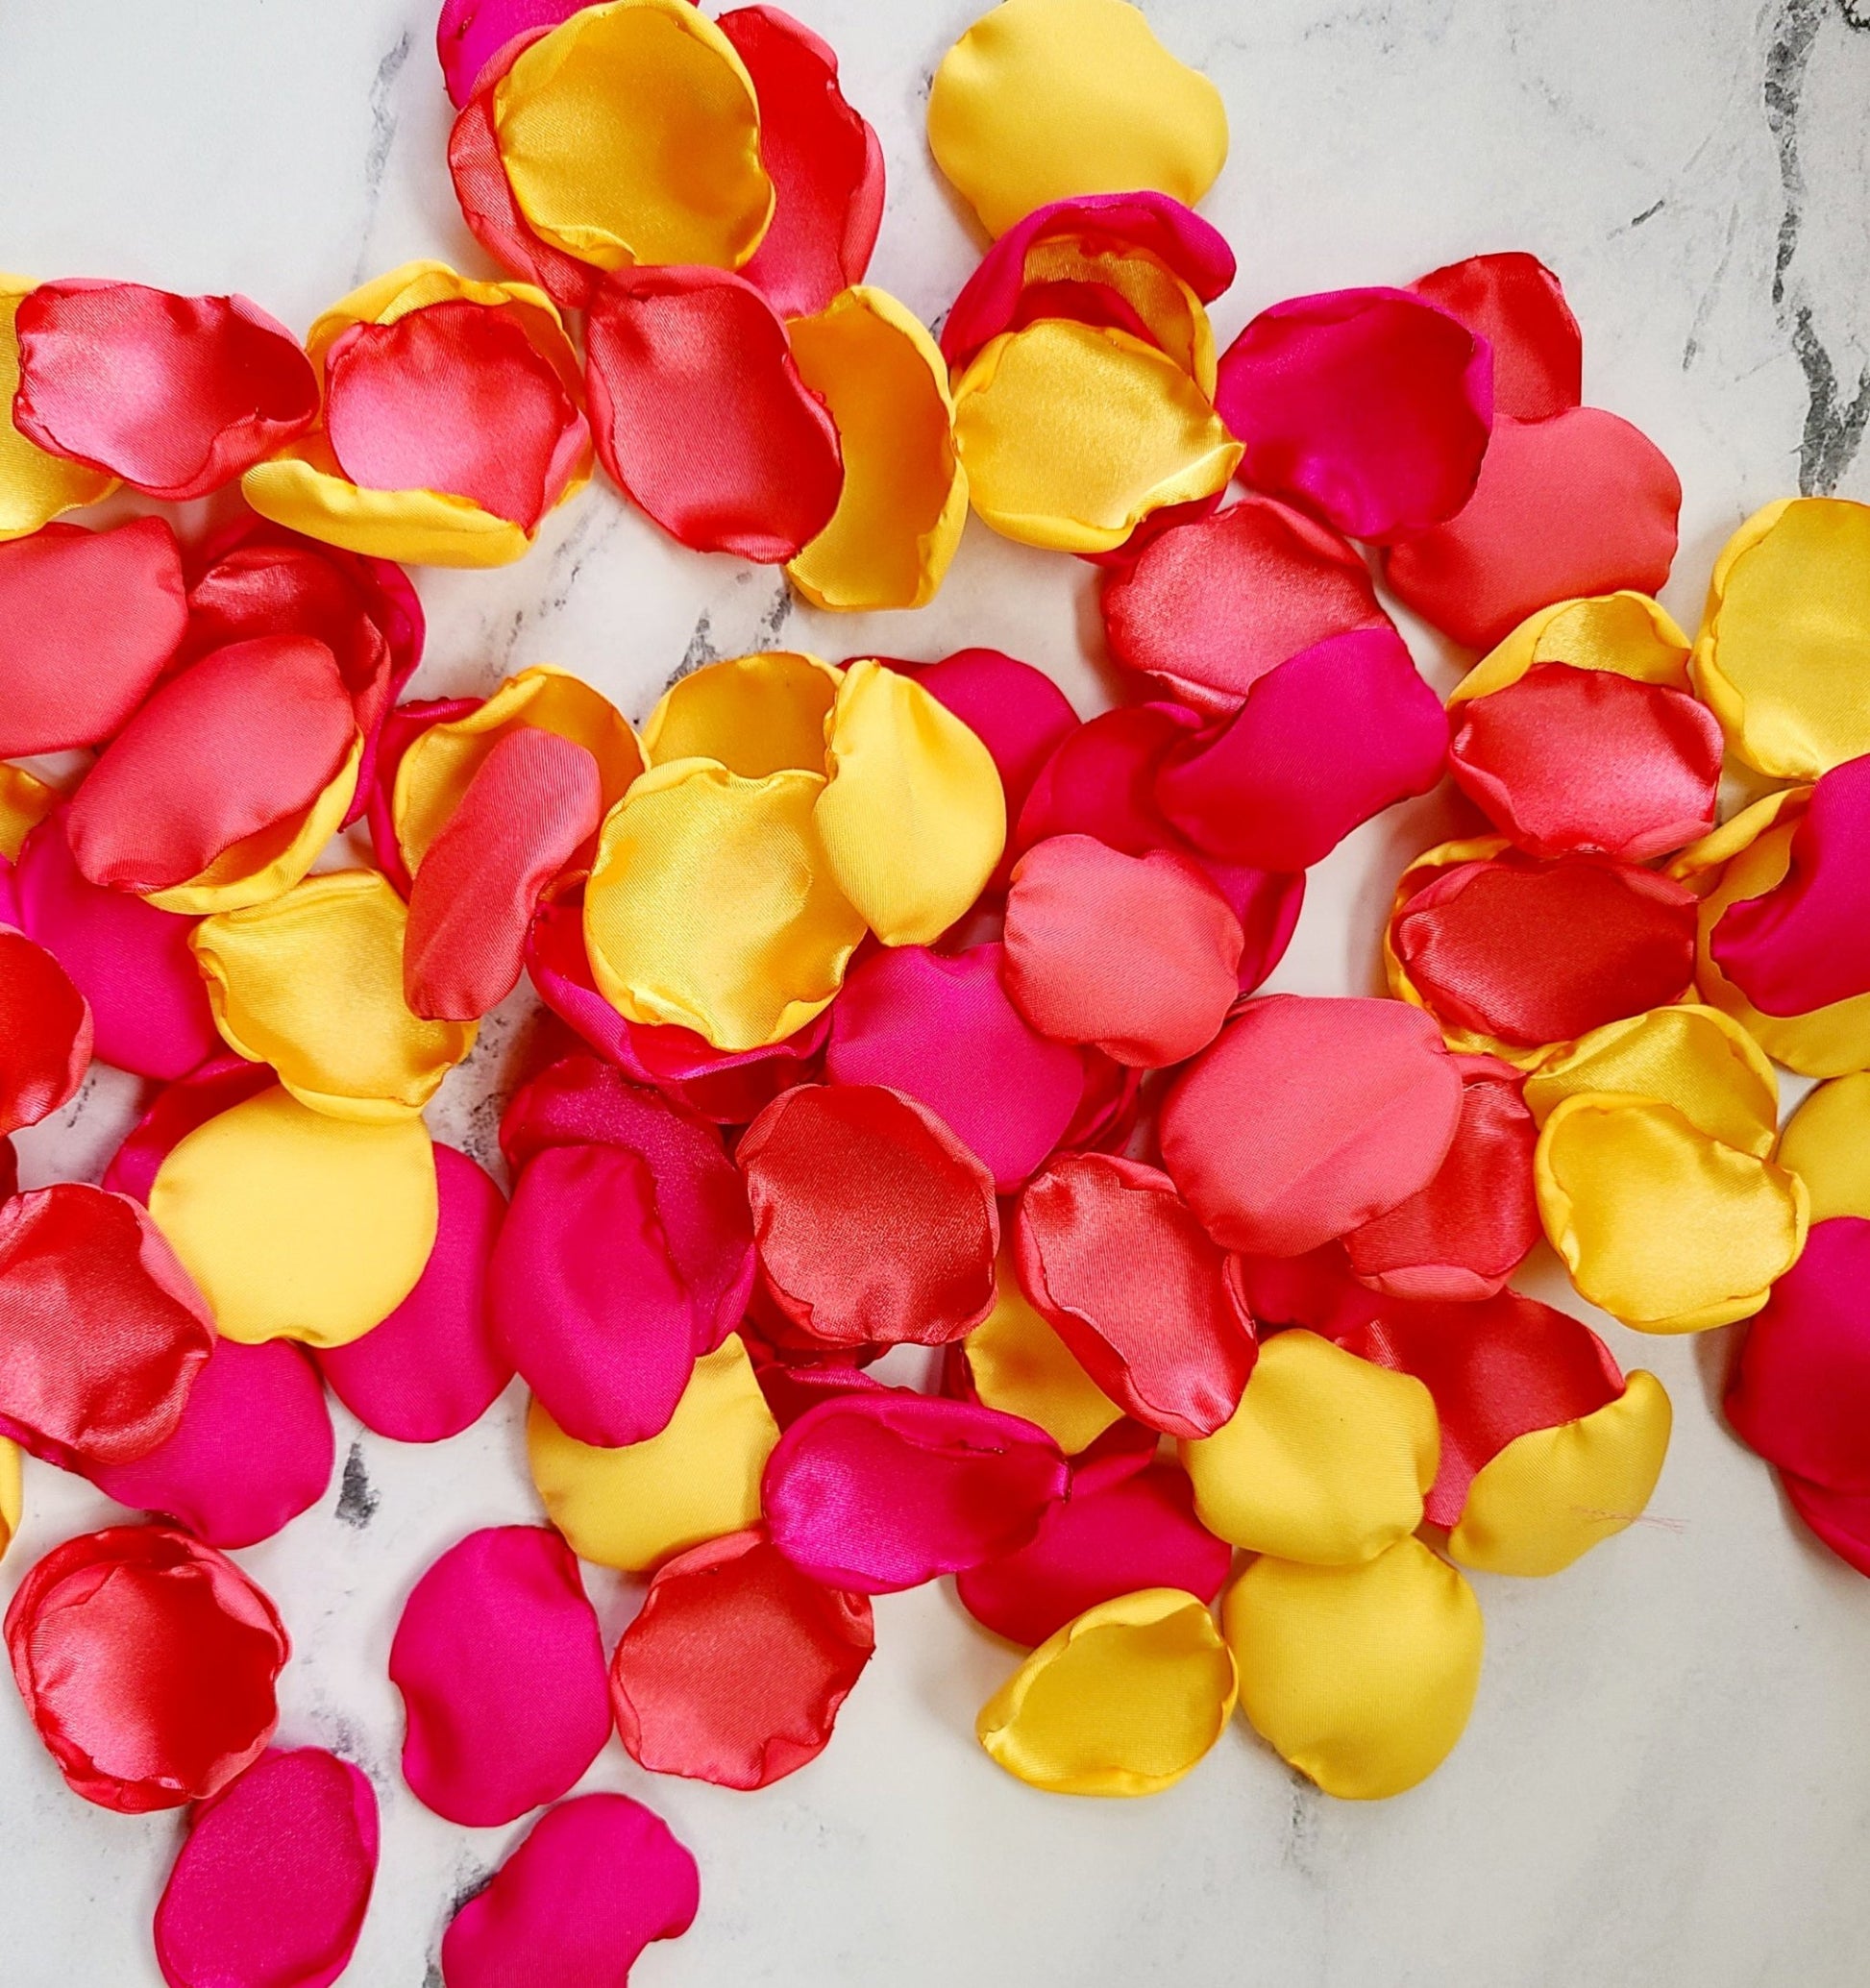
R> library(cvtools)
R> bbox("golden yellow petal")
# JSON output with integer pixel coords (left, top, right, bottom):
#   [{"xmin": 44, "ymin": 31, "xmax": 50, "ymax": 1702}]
[
  {"xmin": 1223, "ymin": 1539, "xmax": 1484, "ymax": 1801},
  {"xmin": 639, "ymin": 651, "xmax": 840, "ymax": 776},
  {"xmin": 1778, "ymin": 1073, "xmax": 1870, "ymax": 1223},
  {"xmin": 191, "ymin": 870, "xmax": 475, "ymax": 1120},
  {"xmin": 1022, "ymin": 235, "xmax": 1218, "ymax": 394},
  {"xmin": 1449, "ymin": 591, "xmax": 1691, "ymax": 705},
  {"xmin": 148, "ymin": 1086, "xmax": 437, "ymax": 1348},
  {"xmin": 241, "ymin": 451, "xmax": 539, "ymax": 568},
  {"xmin": 928, "ymin": 0, "xmax": 1228, "ymax": 236},
  {"xmin": 0, "ymin": 761, "xmax": 60, "ymax": 861},
  {"xmin": 965, "ymin": 1243, "xmax": 1124, "ymax": 1456},
  {"xmin": 0, "ymin": 1436, "xmax": 19, "ymax": 1563},
  {"xmin": 1180, "ymin": 1331, "xmax": 1439, "ymax": 1565},
  {"xmin": 526, "ymin": 1337, "xmax": 776, "ymax": 1573},
  {"xmin": 976, "ymin": 1587, "xmax": 1239, "ymax": 1797},
  {"xmin": 0, "ymin": 277, "xmax": 117, "ymax": 540}
]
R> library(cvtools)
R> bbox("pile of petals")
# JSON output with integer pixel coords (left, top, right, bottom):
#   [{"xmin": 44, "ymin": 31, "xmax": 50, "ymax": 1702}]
[{"xmin": 3, "ymin": 0, "xmax": 1870, "ymax": 1981}]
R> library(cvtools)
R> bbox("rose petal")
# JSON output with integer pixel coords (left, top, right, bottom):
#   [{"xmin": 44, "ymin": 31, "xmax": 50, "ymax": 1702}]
[
  {"xmin": 155, "ymin": 1747, "xmax": 378, "ymax": 1988},
  {"xmin": 0, "ymin": 923, "xmax": 90, "ymax": 1134},
  {"xmin": 104, "ymin": 1053, "xmax": 277, "ymax": 1205},
  {"xmin": 1159, "ymin": 995, "xmax": 1464, "ymax": 1257},
  {"xmin": 764, "ymin": 1392, "xmax": 1068, "ymax": 1592},
  {"xmin": 389, "ymin": 1525, "xmax": 611, "ymax": 1828},
  {"xmin": 1779, "ymin": 1072, "xmax": 1870, "ymax": 1223},
  {"xmin": 1015, "ymin": 703, "xmax": 1196, "ymax": 856},
  {"xmin": 4, "ymin": 1524, "xmax": 287, "ymax": 1812},
  {"xmin": 365, "ymin": 696, "xmax": 480, "ymax": 896},
  {"xmin": 1215, "ymin": 288, "xmax": 1492, "ymax": 542},
  {"xmin": 739, "ymin": 1083, "xmax": 998, "ymax": 1349},
  {"xmin": 12, "ymin": 282, "xmax": 317, "ymax": 501},
  {"xmin": 1384, "ymin": 406, "xmax": 1682, "ymax": 650},
  {"xmin": 609, "ymin": 1526, "xmax": 874, "ymax": 1788},
  {"xmin": 0, "ymin": 278, "xmax": 117, "ymax": 535},
  {"xmin": 439, "ymin": 1794, "xmax": 699, "ymax": 1988},
  {"xmin": 437, "ymin": 0, "xmax": 582, "ymax": 106},
  {"xmin": 959, "ymin": 1244, "xmax": 1125, "ymax": 1455},
  {"xmin": 1411, "ymin": 251, "xmax": 1582, "ymax": 420},
  {"xmin": 0, "ymin": 1186, "xmax": 213, "ymax": 1469},
  {"xmin": 1455, "ymin": 588, "xmax": 1692, "ymax": 703},
  {"xmin": 315, "ymin": 1146, "xmax": 512, "ymax": 1443},
  {"xmin": 1780, "ymin": 1470, "xmax": 1870, "ymax": 1580}
]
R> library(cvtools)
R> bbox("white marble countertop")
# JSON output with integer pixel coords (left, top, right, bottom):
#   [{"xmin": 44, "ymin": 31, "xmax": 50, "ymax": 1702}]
[{"xmin": 3, "ymin": 2, "xmax": 1869, "ymax": 1983}]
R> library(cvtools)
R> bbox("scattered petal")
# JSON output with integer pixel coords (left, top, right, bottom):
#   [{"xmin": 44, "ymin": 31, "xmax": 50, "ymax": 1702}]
[
  {"xmin": 960, "ymin": 1245, "xmax": 1125, "ymax": 1455},
  {"xmin": 1411, "ymin": 250, "xmax": 1582, "ymax": 420},
  {"xmin": 0, "ymin": 924, "xmax": 90, "ymax": 1133},
  {"xmin": 104, "ymin": 1054, "xmax": 277, "ymax": 1206},
  {"xmin": 1779, "ymin": 1072, "xmax": 1870, "ymax": 1221},
  {"xmin": 0, "ymin": 275, "xmax": 117, "ymax": 535},
  {"xmin": 1452, "ymin": 588, "xmax": 1691, "ymax": 702},
  {"xmin": 438, "ymin": 0, "xmax": 582, "ymax": 107}
]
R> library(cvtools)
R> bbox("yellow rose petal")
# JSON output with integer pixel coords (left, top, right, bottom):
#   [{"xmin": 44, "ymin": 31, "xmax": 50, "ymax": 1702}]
[
  {"xmin": 1448, "ymin": 1371, "xmax": 1672, "ymax": 1578},
  {"xmin": 965, "ymin": 1244, "xmax": 1124, "ymax": 1456},
  {"xmin": 786, "ymin": 287, "xmax": 967, "ymax": 613},
  {"xmin": 928, "ymin": 0, "xmax": 1228, "ymax": 236},
  {"xmin": 976, "ymin": 1587, "xmax": 1238, "ymax": 1798},
  {"xmin": 1223, "ymin": 1539, "xmax": 1484, "ymax": 1801},
  {"xmin": 394, "ymin": 664, "xmax": 641, "ymax": 873},
  {"xmin": 494, "ymin": 0, "xmax": 772, "ymax": 272},
  {"xmin": 815, "ymin": 660, "xmax": 1006, "ymax": 945},
  {"xmin": 1449, "ymin": 591, "xmax": 1691, "ymax": 705},
  {"xmin": 1535, "ymin": 1093, "xmax": 1808, "ymax": 1334},
  {"xmin": 149, "ymin": 1086, "xmax": 437, "ymax": 1347},
  {"xmin": 1023, "ymin": 234, "xmax": 1218, "ymax": 393},
  {"xmin": 583, "ymin": 760, "xmax": 866, "ymax": 1051},
  {"xmin": 640, "ymin": 651, "xmax": 840, "ymax": 776},
  {"xmin": 1523, "ymin": 1004, "xmax": 1778, "ymax": 1157},
  {"xmin": 192, "ymin": 870, "xmax": 475, "ymax": 1121},
  {"xmin": 0, "ymin": 276, "xmax": 116, "ymax": 539},
  {"xmin": 1692, "ymin": 497, "xmax": 1870, "ymax": 779},
  {"xmin": 0, "ymin": 1436, "xmax": 19, "ymax": 1562},
  {"xmin": 952, "ymin": 320, "xmax": 1241, "ymax": 553},
  {"xmin": 1180, "ymin": 1331, "xmax": 1438, "ymax": 1565},
  {"xmin": 1779, "ymin": 1073, "xmax": 1870, "ymax": 1222},
  {"xmin": 527, "ymin": 1337, "xmax": 776, "ymax": 1573},
  {"xmin": 0, "ymin": 761, "xmax": 59, "ymax": 861}
]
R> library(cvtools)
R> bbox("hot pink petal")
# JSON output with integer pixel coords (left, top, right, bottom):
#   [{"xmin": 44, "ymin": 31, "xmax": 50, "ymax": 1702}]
[
  {"xmin": 1412, "ymin": 251, "xmax": 1583, "ymax": 421},
  {"xmin": 1780, "ymin": 1471, "xmax": 1870, "ymax": 1580},
  {"xmin": 437, "ymin": 0, "xmax": 582, "ymax": 105}
]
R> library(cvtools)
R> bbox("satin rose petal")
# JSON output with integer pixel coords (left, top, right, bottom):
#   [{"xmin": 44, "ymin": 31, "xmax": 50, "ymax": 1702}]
[
  {"xmin": 1389, "ymin": 844, "xmax": 1698, "ymax": 1055},
  {"xmin": 104, "ymin": 1054, "xmax": 277, "ymax": 1206},
  {"xmin": 193, "ymin": 870, "xmax": 475, "ymax": 1118},
  {"xmin": 66, "ymin": 635, "xmax": 359, "ymax": 909},
  {"xmin": 1160, "ymin": 995, "xmax": 1464, "ymax": 1257},
  {"xmin": 1215, "ymin": 288, "xmax": 1492, "ymax": 542},
  {"xmin": 609, "ymin": 1526, "xmax": 874, "ymax": 1789},
  {"xmin": 0, "ymin": 1185, "xmax": 213, "ymax": 1469},
  {"xmin": 1523, "ymin": 1004, "xmax": 1779, "ymax": 1157},
  {"xmin": 4, "ymin": 1525, "xmax": 286, "ymax": 1813},
  {"xmin": 0, "ymin": 276, "xmax": 116, "ymax": 534},
  {"xmin": 0, "ymin": 763, "xmax": 58, "ymax": 860},
  {"xmin": 1411, "ymin": 251, "xmax": 1582, "ymax": 420},
  {"xmin": 1536, "ymin": 1093, "xmax": 1808, "ymax": 1333},
  {"xmin": 1448, "ymin": 661, "xmax": 1722, "ymax": 861},
  {"xmin": 86, "ymin": 1339, "xmax": 332, "ymax": 1550},
  {"xmin": 1778, "ymin": 1471, "xmax": 1870, "ymax": 1581},
  {"xmin": 1014, "ymin": 1154, "xmax": 1256, "ymax": 1438},
  {"xmin": 315, "ymin": 1146, "xmax": 512, "ymax": 1443},
  {"xmin": 786, "ymin": 286, "xmax": 967, "ymax": 611},
  {"xmin": 584, "ymin": 265, "xmax": 842, "ymax": 559},
  {"xmin": 154, "ymin": 1746, "xmax": 378, "ymax": 1988},
  {"xmin": 961, "ymin": 1245, "xmax": 1125, "ymax": 1455},
  {"xmin": 0, "ymin": 924, "xmax": 89, "ymax": 1134},
  {"xmin": 0, "ymin": 1437, "xmax": 17, "ymax": 1561},
  {"xmin": 1003, "ymin": 836, "xmax": 1242, "ymax": 1066},
  {"xmin": 952, "ymin": 321, "xmax": 1240, "ymax": 554},
  {"xmin": 816, "ymin": 659, "xmax": 1006, "ymax": 945},
  {"xmin": 439, "ymin": 1793, "xmax": 699, "ymax": 1988},
  {"xmin": 1384, "ymin": 407, "xmax": 1682, "ymax": 650},
  {"xmin": 1712, "ymin": 754, "xmax": 1870, "ymax": 1016},
  {"xmin": 1154, "ymin": 626, "xmax": 1449, "ymax": 871},
  {"xmin": 1690, "ymin": 497, "xmax": 1870, "ymax": 780},
  {"xmin": 1341, "ymin": 1054, "xmax": 1539, "ymax": 1302},
  {"xmin": 438, "ymin": 0, "xmax": 582, "ymax": 106},
  {"xmin": 640, "ymin": 649, "xmax": 839, "ymax": 775},
  {"xmin": 1182, "ymin": 1330, "xmax": 1438, "ymax": 1563},
  {"xmin": 528, "ymin": 1337, "xmax": 777, "ymax": 1572},
  {"xmin": 12, "ymin": 282, "xmax": 317, "ymax": 501},
  {"xmin": 718, "ymin": 7, "xmax": 884, "ymax": 319},
  {"xmin": 390, "ymin": 1525, "xmax": 610, "ymax": 1827},
  {"xmin": 365, "ymin": 696, "xmax": 479, "ymax": 896},
  {"xmin": 149, "ymin": 1086, "xmax": 438, "ymax": 1348},
  {"xmin": 583, "ymin": 761, "xmax": 866, "ymax": 1052},
  {"xmin": 0, "ymin": 516, "xmax": 185, "ymax": 754},
  {"xmin": 406, "ymin": 728, "xmax": 603, "ymax": 1021},
  {"xmin": 976, "ymin": 1587, "xmax": 1237, "ymax": 1798},
  {"xmin": 763, "ymin": 1393, "xmax": 1068, "ymax": 1593},
  {"xmin": 1223, "ymin": 1538, "xmax": 1482, "ymax": 1801},
  {"xmin": 739, "ymin": 1083, "xmax": 998, "ymax": 1349},
  {"xmin": 928, "ymin": 0, "xmax": 1227, "ymax": 236},
  {"xmin": 1014, "ymin": 701, "xmax": 1194, "ymax": 855},
  {"xmin": 1452, "ymin": 589, "xmax": 1692, "ymax": 703},
  {"xmin": 958, "ymin": 1458, "xmax": 1231, "ymax": 1648},
  {"xmin": 1779, "ymin": 1073, "xmax": 1870, "ymax": 1222}
]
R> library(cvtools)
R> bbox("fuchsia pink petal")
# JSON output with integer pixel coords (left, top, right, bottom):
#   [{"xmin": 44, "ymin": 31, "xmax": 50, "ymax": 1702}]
[
  {"xmin": 389, "ymin": 1526, "xmax": 611, "ymax": 1828},
  {"xmin": 103, "ymin": 1054, "xmax": 275, "ymax": 1205},
  {"xmin": 1215, "ymin": 287, "xmax": 1494, "ymax": 543},
  {"xmin": 87, "ymin": 1339, "xmax": 333, "ymax": 1550},
  {"xmin": 824, "ymin": 944, "xmax": 1085, "ymax": 1190},
  {"xmin": 316, "ymin": 1146, "xmax": 512, "ymax": 1443},
  {"xmin": 763, "ymin": 1393, "xmax": 1069, "ymax": 1593},
  {"xmin": 1015, "ymin": 703, "xmax": 1199, "ymax": 857},
  {"xmin": 1412, "ymin": 250, "xmax": 1583, "ymax": 421},
  {"xmin": 440, "ymin": 1794, "xmax": 700, "ymax": 1988},
  {"xmin": 437, "ymin": 0, "xmax": 581, "ymax": 106},
  {"xmin": 1154, "ymin": 626, "xmax": 1449, "ymax": 871},
  {"xmin": 154, "ymin": 1747, "xmax": 378, "ymax": 1988}
]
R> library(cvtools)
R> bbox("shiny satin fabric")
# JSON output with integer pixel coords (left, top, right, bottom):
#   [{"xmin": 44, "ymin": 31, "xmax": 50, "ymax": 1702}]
[
  {"xmin": 0, "ymin": 274, "xmax": 117, "ymax": 535},
  {"xmin": 961, "ymin": 1244, "xmax": 1126, "ymax": 1454},
  {"xmin": 0, "ymin": 763, "xmax": 58, "ymax": 860},
  {"xmin": 0, "ymin": 923, "xmax": 90, "ymax": 1135},
  {"xmin": 0, "ymin": 1438, "xmax": 18, "ymax": 1561},
  {"xmin": 1412, "ymin": 251, "xmax": 1582, "ymax": 420},
  {"xmin": 1450, "ymin": 588, "xmax": 1692, "ymax": 703},
  {"xmin": 1778, "ymin": 1073, "xmax": 1870, "ymax": 1221}
]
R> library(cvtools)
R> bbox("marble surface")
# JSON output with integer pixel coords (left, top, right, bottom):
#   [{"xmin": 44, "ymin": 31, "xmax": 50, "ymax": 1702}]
[{"xmin": 3, "ymin": 2, "xmax": 1870, "ymax": 1983}]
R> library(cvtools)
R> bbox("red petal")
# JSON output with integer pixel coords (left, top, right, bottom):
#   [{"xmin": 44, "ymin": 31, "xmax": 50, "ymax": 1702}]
[
  {"xmin": 609, "ymin": 1526, "xmax": 873, "ymax": 1788},
  {"xmin": 583, "ymin": 265, "xmax": 842, "ymax": 561},
  {"xmin": 1412, "ymin": 251, "xmax": 1582, "ymax": 421},
  {"xmin": 12, "ymin": 282, "xmax": 317, "ymax": 501},
  {"xmin": 1780, "ymin": 1470, "xmax": 1870, "ymax": 1580},
  {"xmin": 0, "ymin": 925, "xmax": 90, "ymax": 1133}
]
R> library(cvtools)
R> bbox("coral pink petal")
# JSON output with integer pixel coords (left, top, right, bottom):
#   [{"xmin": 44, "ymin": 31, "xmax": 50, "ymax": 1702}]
[{"xmin": 1412, "ymin": 251, "xmax": 1583, "ymax": 421}]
